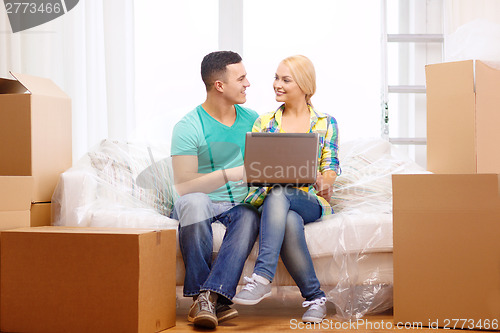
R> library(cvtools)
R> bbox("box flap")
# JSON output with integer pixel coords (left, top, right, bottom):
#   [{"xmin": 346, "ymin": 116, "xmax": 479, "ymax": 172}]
[
  {"xmin": 2, "ymin": 226, "xmax": 163, "ymax": 235},
  {"xmin": 475, "ymin": 60, "xmax": 500, "ymax": 173},
  {"xmin": 9, "ymin": 72, "xmax": 69, "ymax": 99},
  {"xmin": 0, "ymin": 78, "xmax": 28, "ymax": 94},
  {"xmin": 393, "ymin": 174, "xmax": 500, "ymax": 211},
  {"xmin": 0, "ymin": 177, "xmax": 33, "ymax": 211}
]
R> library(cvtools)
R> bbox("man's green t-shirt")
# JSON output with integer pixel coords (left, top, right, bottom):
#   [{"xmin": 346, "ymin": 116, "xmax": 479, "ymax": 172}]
[{"xmin": 171, "ymin": 104, "xmax": 259, "ymax": 202}]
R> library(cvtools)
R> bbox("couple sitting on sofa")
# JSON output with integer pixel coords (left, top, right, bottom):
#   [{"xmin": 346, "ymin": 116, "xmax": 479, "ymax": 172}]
[{"xmin": 171, "ymin": 51, "xmax": 340, "ymax": 329}]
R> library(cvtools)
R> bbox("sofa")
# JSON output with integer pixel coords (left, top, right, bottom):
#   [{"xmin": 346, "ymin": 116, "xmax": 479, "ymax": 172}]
[{"xmin": 52, "ymin": 137, "xmax": 426, "ymax": 320}]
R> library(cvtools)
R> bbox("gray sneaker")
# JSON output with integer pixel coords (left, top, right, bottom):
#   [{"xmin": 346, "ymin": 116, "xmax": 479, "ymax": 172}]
[
  {"xmin": 232, "ymin": 274, "xmax": 272, "ymax": 305},
  {"xmin": 302, "ymin": 297, "xmax": 327, "ymax": 323}
]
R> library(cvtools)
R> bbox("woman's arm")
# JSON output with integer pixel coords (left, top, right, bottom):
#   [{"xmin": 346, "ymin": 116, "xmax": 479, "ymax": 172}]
[
  {"xmin": 315, "ymin": 170, "xmax": 337, "ymax": 200},
  {"xmin": 316, "ymin": 115, "xmax": 340, "ymax": 200}
]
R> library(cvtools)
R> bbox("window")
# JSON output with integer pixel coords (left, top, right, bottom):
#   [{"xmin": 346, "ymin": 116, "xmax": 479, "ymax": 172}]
[
  {"xmin": 134, "ymin": 1, "xmax": 382, "ymax": 145},
  {"xmin": 134, "ymin": 0, "xmax": 219, "ymax": 144},
  {"xmin": 243, "ymin": 0, "xmax": 381, "ymax": 143},
  {"xmin": 383, "ymin": 0, "xmax": 444, "ymax": 166}
]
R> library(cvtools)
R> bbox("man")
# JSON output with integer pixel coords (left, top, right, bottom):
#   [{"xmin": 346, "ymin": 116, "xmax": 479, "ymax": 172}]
[{"xmin": 171, "ymin": 51, "xmax": 260, "ymax": 329}]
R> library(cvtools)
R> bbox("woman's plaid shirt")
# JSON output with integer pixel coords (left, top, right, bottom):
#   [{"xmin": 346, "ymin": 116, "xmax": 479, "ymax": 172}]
[{"xmin": 244, "ymin": 104, "xmax": 340, "ymax": 216}]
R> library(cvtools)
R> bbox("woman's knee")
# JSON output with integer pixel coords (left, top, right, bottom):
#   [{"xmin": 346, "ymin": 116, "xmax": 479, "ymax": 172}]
[
  {"xmin": 285, "ymin": 210, "xmax": 305, "ymax": 234},
  {"xmin": 264, "ymin": 186, "xmax": 290, "ymax": 210},
  {"xmin": 268, "ymin": 186, "xmax": 287, "ymax": 199}
]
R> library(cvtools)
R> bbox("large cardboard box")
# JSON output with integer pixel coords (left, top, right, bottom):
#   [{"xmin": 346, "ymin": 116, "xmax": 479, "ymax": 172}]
[
  {"xmin": 0, "ymin": 72, "xmax": 72, "ymax": 202},
  {"xmin": 426, "ymin": 60, "xmax": 500, "ymax": 174},
  {"xmin": 393, "ymin": 174, "xmax": 500, "ymax": 330},
  {"xmin": 0, "ymin": 227, "xmax": 176, "ymax": 333},
  {"xmin": 0, "ymin": 176, "xmax": 33, "ymax": 230}
]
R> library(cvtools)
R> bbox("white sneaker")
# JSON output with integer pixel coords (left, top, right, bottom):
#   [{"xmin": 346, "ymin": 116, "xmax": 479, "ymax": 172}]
[
  {"xmin": 302, "ymin": 297, "xmax": 327, "ymax": 323},
  {"xmin": 232, "ymin": 274, "xmax": 272, "ymax": 305}
]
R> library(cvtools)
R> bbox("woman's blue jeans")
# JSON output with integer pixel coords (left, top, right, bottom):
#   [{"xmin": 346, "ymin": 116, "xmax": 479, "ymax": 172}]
[
  {"xmin": 173, "ymin": 193, "xmax": 260, "ymax": 303},
  {"xmin": 254, "ymin": 186, "xmax": 326, "ymax": 301}
]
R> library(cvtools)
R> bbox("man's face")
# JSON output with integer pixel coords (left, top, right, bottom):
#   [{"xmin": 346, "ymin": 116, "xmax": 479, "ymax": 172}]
[{"xmin": 219, "ymin": 62, "xmax": 250, "ymax": 104}]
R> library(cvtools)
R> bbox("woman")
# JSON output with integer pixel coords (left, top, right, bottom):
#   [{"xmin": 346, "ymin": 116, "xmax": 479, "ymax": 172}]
[{"xmin": 232, "ymin": 55, "xmax": 340, "ymax": 323}]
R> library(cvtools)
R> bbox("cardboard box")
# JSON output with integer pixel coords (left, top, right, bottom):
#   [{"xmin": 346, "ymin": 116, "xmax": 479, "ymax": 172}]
[
  {"xmin": 0, "ymin": 72, "xmax": 72, "ymax": 202},
  {"xmin": 0, "ymin": 176, "xmax": 33, "ymax": 230},
  {"xmin": 0, "ymin": 210, "xmax": 31, "ymax": 231},
  {"xmin": 30, "ymin": 202, "xmax": 52, "ymax": 227},
  {"xmin": 393, "ymin": 174, "xmax": 500, "ymax": 330},
  {"xmin": 1, "ymin": 227, "xmax": 176, "ymax": 333},
  {"xmin": 426, "ymin": 60, "xmax": 500, "ymax": 174}
]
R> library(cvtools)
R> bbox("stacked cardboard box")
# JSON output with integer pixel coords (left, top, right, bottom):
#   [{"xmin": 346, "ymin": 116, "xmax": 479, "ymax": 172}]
[
  {"xmin": 0, "ymin": 227, "xmax": 177, "ymax": 332},
  {"xmin": 0, "ymin": 72, "xmax": 72, "ymax": 227},
  {"xmin": 393, "ymin": 60, "xmax": 500, "ymax": 330},
  {"xmin": 30, "ymin": 202, "xmax": 52, "ymax": 227},
  {"xmin": 426, "ymin": 60, "xmax": 500, "ymax": 174},
  {"xmin": 0, "ymin": 177, "xmax": 33, "ymax": 230},
  {"xmin": 1, "ymin": 73, "xmax": 177, "ymax": 331}
]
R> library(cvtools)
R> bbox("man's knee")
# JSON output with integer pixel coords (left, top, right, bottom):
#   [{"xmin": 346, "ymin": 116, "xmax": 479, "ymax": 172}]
[
  {"xmin": 175, "ymin": 192, "xmax": 211, "ymax": 209},
  {"xmin": 174, "ymin": 193, "xmax": 213, "ymax": 227}
]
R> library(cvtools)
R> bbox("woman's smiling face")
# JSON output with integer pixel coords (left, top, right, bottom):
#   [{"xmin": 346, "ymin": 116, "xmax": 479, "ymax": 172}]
[{"xmin": 273, "ymin": 62, "xmax": 305, "ymax": 104}]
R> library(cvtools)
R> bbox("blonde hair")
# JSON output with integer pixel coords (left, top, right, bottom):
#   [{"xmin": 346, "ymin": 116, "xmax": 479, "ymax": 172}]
[{"xmin": 281, "ymin": 55, "xmax": 316, "ymax": 105}]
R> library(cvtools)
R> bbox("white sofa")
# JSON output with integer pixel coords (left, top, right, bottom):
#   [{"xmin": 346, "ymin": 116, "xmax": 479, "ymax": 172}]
[{"xmin": 52, "ymin": 138, "xmax": 426, "ymax": 320}]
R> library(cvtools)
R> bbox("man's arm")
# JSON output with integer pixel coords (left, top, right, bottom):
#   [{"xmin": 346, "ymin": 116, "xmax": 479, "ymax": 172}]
[{"xmin": 172, "ymin": 155, "xmax": 244, "ymax": 196}]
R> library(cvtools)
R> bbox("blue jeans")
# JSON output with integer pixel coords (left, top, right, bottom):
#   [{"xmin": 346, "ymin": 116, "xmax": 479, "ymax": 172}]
[
  {"xmin": 253, "ymin": 186, "xmax": 326, "ymax": 301},
  {"xmin": 173, "ymin": 192, "xmax": 260, "ymax": 303}
]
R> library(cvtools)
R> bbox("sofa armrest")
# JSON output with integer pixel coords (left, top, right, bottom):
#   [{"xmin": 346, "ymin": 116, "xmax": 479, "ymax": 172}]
[{"xmin": 52, "ymin": 167, "xmax": 99, "ymax": 227}]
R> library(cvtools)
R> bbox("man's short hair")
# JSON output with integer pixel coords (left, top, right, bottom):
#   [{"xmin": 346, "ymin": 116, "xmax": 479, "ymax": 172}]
[{"xmin": 201, "ymin": 51, "xmax": 242, "ymax": 91}]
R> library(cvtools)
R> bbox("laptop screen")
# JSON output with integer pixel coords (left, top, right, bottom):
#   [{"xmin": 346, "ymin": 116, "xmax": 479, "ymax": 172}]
[{"xmin": 244, "ymin": 132, "xmax": 319, "ymax": 186}]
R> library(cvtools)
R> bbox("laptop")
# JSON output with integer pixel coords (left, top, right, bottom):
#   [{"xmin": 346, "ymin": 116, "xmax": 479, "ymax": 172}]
[{"xmin": 244, "ymin": 132, "xmax": 319, "ymax": 186}]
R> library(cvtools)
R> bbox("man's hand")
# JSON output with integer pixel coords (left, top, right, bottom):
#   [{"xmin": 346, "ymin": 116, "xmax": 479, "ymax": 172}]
[{"xmin": 224, "ymin": 165, "xmax": 246, "ymax": 183}]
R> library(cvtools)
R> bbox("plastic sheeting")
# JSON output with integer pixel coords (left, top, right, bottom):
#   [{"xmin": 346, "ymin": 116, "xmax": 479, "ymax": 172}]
[
  {"xmin": 327, "ymin": 138, "xmax": 427, "ymax": 320},
  {"xmin": 52, "ymin": 137, "xmax": 427, "ymax": 321},
  {"xmin": 53, "ymin": 139, "xmax": 179, "ymax": 229},
  {"xmin": 445, "ymin": 19, "xmax": 500, "ymax": 67}
]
